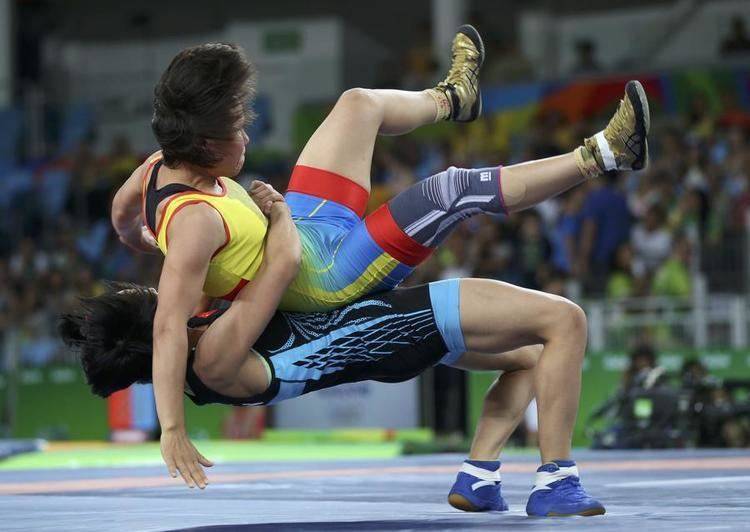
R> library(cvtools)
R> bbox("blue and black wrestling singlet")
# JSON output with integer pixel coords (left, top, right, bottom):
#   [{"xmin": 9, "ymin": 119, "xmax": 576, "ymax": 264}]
[{"xmin": 184, "ymin": 280, "xmax": 466, "ymax": 406}]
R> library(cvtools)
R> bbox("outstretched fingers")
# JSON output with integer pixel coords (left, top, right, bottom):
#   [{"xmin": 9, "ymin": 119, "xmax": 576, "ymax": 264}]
[{"xmin": 161, "ymin": 429, "xmax": 211, "ymax": 489}]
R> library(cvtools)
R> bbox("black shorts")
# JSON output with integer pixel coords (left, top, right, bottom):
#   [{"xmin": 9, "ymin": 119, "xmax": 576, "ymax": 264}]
[{"xmin": 185, "ymin": 283, "xmax": 455, "ymax": 406}]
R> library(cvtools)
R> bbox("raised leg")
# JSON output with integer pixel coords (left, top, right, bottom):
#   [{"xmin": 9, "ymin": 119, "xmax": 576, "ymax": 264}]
[
  {"xmin": 295, "ymin": 88, "xmax": 440, "ymax": 193},
  {"xmin": 366, "ymin": 79, "xmax": 650, "ymax": 255},
  {"xmin": 500, "ymin": 153, "xmax": 585, "ymax": 213},
  {"xmin": 499, "ymin": 79, "xmax": 651, "ymax": 213},
  {"xmin": 293, "ymin": 26, "xmax": 485, "ymax": 194},
  {"xmin": 292, "ymin": 81, "xmax": 650, "ymax": 315}
]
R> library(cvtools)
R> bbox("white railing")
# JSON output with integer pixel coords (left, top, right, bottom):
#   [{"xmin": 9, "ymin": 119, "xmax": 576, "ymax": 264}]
[{"xmin": 584, "ymin": 280, "xmax": 750, "ymax": 351}]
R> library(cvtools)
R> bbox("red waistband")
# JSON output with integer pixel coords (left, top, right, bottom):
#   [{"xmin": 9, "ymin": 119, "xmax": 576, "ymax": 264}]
[{"xmin": 287, "ymin": 165, "xmax": 369, "ymax": 217}]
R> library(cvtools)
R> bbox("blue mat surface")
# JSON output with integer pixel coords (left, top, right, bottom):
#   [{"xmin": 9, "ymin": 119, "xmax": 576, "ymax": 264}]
[{"xmin": 1, "ymin": 449, "xmax": 748, "ymax": 531}]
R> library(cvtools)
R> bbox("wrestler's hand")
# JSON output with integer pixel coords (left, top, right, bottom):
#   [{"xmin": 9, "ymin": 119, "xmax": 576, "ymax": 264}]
[
  {"xmin": 160, "ymin": 427, "xmax": 214, "ymax": 489},
  {"xmin": 249, "ymin": 180, "xmax": 285, "ymax": 216}
]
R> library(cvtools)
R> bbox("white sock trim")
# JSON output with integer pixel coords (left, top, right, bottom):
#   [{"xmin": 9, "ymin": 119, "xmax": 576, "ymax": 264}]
[
  {"xmin": 595, "ymin": 131, "xmax": 617, "ymax": 170},
  {"xmin": 531, "ymin": 465, "xmax": 579, "ymax": 493},
  {"xmin": 461, "ymin": 462, "xmax": 501, "ymax": 483},
  {"xmin": 471, "ymin": 480, "xmax": 498, "ymax": 491}
]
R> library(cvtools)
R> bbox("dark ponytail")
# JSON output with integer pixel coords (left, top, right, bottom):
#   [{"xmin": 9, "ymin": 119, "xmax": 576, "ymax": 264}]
[{"xmin": 59, "ymin": 283, "xmax": 157, "ymax": 397}]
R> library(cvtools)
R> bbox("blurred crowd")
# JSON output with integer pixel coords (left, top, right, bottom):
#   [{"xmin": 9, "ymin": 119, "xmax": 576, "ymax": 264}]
[
  {"xmin": 387, "ymin": 13, "xmax": 750, "ymax": 86},
  {"xmin": 3, "ymin": 73, "xmax": 750, "ymax": 367},
  {"xmin": 0, "ymin": 137, "xmax": 163, "ymax": 367}
]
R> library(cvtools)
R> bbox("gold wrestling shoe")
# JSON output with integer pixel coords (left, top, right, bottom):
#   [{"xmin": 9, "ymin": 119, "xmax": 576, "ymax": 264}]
[
  {"xmin": 434, "ymin": 24, "xmax": 485, "ymax": 122},
  {"xmin": 578, "ymin": 80, "xmax": 650, "ymax": 177}
]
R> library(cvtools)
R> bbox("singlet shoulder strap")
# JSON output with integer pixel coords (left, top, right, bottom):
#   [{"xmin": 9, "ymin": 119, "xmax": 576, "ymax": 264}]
[{"xmin": 143, "ymin": 160, "xmax": 198, "ymax": 234}]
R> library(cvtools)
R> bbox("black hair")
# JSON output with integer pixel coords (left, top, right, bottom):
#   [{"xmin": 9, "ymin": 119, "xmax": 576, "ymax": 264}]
[
  {"xmin": 629, "ymin": 343, "xmax": 656, "ymax": 366},
  {"xmin": 682, "ymin": 357, "xmax": 705, "ymax": 374},
  {"xmin": 152, "ymin": 42, "xmax": 257, "ymax": 168},
  {"xmin": 58, "ymin": 283, "xmax": 157, "ymax": 397}
]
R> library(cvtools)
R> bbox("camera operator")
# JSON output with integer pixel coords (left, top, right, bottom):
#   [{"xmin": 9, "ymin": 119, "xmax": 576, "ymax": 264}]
[
  {"xmin": 588, "ymin": 344, "xmax": 676, "ymax": 448},
  {"xmin": 681, "ymin": 359, "xmax": 745, "ymax": 447}
]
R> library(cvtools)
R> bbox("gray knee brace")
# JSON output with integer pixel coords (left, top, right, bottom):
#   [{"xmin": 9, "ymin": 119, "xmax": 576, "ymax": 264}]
[{"xmin": 387, "ymin": 166, "xmax": 506, "ymax": 247}]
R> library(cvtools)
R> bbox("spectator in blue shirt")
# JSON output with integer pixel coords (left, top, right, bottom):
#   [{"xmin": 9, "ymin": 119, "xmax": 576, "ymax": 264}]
[
  {"xmin": 576, "ymin": 172, "xmax": 632, "ymax": 294},
  {"xmin": 550, "ymin": 188, "xmax": 585, "ymax": 274}
]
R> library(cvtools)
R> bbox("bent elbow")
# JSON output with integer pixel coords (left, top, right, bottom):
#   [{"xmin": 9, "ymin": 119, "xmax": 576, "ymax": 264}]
[
  {"xmin": 274, "ymin": 261, "xmax": 299, "ymax": 286},
  {"xmin": 110, "ymin": 204, "xmax": 128, "ymax": 232},
  {"xmin": 289, "ymin": 246, "xmax": 302, "ymax": 272},
  {"xmin": 285, "ymin": 251, "xmax": 302, "ymax": 281},
  {"xmin": 273, "ymin": 246, "xmax": 301, "ymax": 281}
]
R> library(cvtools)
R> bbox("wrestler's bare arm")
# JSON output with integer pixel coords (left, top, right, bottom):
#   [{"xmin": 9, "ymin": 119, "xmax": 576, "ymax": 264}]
[
  {"xmin": 112, "ymin": 152, "xmax": 161, "ymax": 253},
  {"xmin": 153, "ymin": 203, "xmax": 225, "ymax": 489}
]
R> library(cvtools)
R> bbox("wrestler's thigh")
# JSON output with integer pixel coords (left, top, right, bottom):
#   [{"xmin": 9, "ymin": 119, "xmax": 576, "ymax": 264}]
[
  {"xmin": 458, "ymin": 278, "xmax": 582, "ymax": 354},
  {"xmin": 295, "ymin": 90, "xmax": 380, "ymax": 193}
]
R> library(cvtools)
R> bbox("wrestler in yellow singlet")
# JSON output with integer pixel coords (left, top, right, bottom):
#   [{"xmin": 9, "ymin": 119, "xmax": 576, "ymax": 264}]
[{"xmin": 142, "ymin": 153, "xmax": 427, "ymax": 312}]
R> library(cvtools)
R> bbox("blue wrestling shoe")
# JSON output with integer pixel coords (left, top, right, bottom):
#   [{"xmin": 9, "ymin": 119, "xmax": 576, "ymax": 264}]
[
  {"xmin": 526, "ymin": 460, "xmax": 605, "ymax": 517},
  {"xmin": 447, "ymin": 460, "xmax": 509, "ymax": 512}
]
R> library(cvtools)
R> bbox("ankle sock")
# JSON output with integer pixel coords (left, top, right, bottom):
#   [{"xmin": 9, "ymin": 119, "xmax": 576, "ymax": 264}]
[{"xmin": 426, "ymin": 88, "xmax": 451, "ymax": 121}]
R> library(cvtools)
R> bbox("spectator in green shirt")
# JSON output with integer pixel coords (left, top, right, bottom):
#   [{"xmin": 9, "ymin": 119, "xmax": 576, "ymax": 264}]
[{"xmin": 652, "ymin": 237, "xmax": 692, "ymax": 297}]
